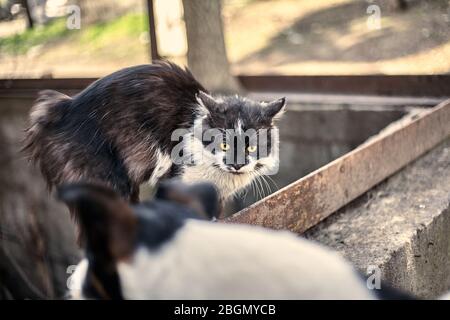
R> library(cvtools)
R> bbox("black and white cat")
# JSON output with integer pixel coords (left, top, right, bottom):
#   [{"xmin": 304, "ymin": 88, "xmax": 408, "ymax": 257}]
[
  {"xmin": 24, "ymin": 61, "xmax": 285, "ymax": 206},
  {"xmin": 61, "ymin": 182, "xmax": 418, "ymax": 300}
]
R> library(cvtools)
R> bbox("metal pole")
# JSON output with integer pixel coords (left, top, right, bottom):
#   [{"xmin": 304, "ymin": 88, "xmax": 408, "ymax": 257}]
[{"xmin": 146, "ymin": 0, "xmax": 160, "ymax": 62}]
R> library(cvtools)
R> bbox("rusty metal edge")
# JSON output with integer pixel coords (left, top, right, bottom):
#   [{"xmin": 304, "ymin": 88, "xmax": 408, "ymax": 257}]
[{"xmin": 222, "ymin": 100, "xmax": 450, "ymax": 234}]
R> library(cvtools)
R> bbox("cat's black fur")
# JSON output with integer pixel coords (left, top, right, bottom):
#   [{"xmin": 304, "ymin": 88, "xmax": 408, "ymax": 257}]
[
  {"xmin": 57, "ymin": 181, "xmax": 218, "ymax": 299},
  {"xmin": 24, "ymin": 61, "xmax": 285, "ymax": 206},
  {"xmin": 24, "ymin": 61, "xmax": 206, "ymax": 202}
]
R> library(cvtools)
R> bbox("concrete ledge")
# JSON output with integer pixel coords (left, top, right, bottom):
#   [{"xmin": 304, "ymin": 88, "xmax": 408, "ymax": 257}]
[{"xmin": 305, "ymin": 138, "xmax": 450, "ymax": 298}]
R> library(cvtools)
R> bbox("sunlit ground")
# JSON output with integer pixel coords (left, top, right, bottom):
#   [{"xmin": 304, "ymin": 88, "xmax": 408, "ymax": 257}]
[
  {"xmin": 228, "ymin": 0, "xmax": 450, "ymax": 75},
  {"xmin": 0, "ymin": 0, "xmax": 449, "ymax": 78}
]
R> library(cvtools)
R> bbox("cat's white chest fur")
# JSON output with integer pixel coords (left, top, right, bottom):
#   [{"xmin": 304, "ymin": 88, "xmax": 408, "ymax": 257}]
[
  {"xmin": 180, "ymin": 163, "xmax": 253, "ymax": 200},
  {"xmin": 168, "ymin": 113, "xmax": 281, "ymax": 202}
]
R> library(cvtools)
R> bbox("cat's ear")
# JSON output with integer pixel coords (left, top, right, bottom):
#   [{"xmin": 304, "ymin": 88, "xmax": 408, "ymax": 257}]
[
  {"xmin": 155, "ymin": 180, "xmax": 220, "ymax": 220},
  {"xmin": 263, "ymin": 97, "xmax": 286, "ymax": 121},
  {"xmin": 57, "ymin": 183, "xmax": 137, "ymax": 260},
  {"xmin": 196, "ymin": 91, "xmax": 219, "ymax": 114}
]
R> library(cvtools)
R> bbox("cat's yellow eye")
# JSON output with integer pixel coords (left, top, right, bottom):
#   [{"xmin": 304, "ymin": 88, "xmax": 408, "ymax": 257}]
[
  {"xmin": 247, "ymin": 145, "xmax": 257, "ymax": 153},
  {"xmin": 220, "ymin": 143, "xmax": 230, "ymax": 151}
]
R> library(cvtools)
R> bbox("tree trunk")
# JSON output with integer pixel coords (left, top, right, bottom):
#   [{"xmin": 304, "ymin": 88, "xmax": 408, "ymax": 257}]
[
  {"xmin": 21, "ymin": 0, "xmax": 34, "ymax": 29},
  {"xmin": 377, "ymin": 0, "xmax": 408, "ymax": 12},
  {"xmin": 182, "ymin": 0, "xmax": 242, "ymax": 94}
]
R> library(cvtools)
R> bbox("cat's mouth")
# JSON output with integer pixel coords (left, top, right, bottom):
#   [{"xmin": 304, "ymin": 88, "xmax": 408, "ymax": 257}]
[{"xmin": 224, "ymin": 165, "xmax": 248, "ymax": 175}]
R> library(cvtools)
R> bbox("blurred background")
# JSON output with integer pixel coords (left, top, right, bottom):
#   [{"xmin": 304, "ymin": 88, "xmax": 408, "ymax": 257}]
[
  {"xmin": 1, "ymin": 0, "xmax": 450, "ymax": 81},
  {"xmin": 1, "ymin": 0, "xmax": 450, "ymax": 300}
]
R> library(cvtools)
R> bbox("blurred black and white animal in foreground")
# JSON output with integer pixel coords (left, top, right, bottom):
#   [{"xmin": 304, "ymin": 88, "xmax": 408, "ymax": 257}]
[
  {"xmin": 60, "ymin": 181, "xmax": 418, "ymax": 300},
  {"xmin": 24, "ymin": 61, "xmax": 285, "ymax": 210}
]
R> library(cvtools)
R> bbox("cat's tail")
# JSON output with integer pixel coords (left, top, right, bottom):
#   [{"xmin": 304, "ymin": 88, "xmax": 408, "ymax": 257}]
[{"xmin": 23, "ymin": 90, "xmax": 72, "ymax": 182}]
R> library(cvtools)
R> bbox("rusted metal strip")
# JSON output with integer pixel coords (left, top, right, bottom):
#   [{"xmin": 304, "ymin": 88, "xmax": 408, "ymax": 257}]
[{"xmin": 223, "ymin": 100, "xmax": 450, "ymax": 234}]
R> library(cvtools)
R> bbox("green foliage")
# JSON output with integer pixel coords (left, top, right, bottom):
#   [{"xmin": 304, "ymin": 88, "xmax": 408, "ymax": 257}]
[
  {"xmin": 79, "ymin": 13, "xmax": 147, "ymax": 46},
  {"xmin": 0, "ymin": 18, "xmax": 71, "ymax": 54},
  {"xmin": 0, "ymin": 13, "xmax": 147, "ymax": 55}
]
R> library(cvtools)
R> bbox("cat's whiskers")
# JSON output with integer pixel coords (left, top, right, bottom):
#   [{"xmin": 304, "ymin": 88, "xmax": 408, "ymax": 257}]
[
  {"xmin": 260, "ymin": 174, "xmax": 273, "ymax": 197},
  {"xmin": 249, "ymin": 170, "xmax": 263, "ymax": 200},
  {"xmin": 263, "ymin": 173, "xmax": 279, "ymax": 191},
  {"xmin": 257, "ymin": 175, "xmax": 269, "ymax": 198},
  {"xmin": 255, "ymin": 174, "xmax": 265, "ymax": 200}
]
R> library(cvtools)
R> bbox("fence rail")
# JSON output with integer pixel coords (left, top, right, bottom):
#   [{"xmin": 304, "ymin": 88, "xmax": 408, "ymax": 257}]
[{"xmin": 2, "ymin": 75, "xmax": 450, "ymax": 99}]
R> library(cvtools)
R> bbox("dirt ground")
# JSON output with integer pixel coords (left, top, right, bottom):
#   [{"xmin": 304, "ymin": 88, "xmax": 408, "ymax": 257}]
[
  {"xmin": 1, "ymin": 0, "xmax": 450, "ymax": 77},
  {"xmin": 230, "ymin": 0, "xmax": 450, "ymax": 75}
]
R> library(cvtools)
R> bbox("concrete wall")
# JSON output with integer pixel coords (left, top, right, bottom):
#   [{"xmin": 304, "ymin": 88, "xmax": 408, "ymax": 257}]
[
  {"xmin": 305, "ymin": 138, "xmax": 450, "ymax": 298},
  {"xmin": 277, "ymin": 104, "xmax": 406, "ymax": 185},
  {"xmin": 230, "ymin": 104, "xmax": 406, "ymax": 213}
]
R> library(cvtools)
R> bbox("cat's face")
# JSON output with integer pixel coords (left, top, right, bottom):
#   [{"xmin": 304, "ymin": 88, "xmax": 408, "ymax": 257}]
[{"xmin": 192, "ymin": 92, "xmax": 285, "ymax": 176}]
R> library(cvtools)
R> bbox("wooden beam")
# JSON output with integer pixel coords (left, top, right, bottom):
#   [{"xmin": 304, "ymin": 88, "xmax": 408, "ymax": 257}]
[
  {"xmin": 249, "ymin": 92, "xmax": 445, "ymax": 107},
  {"xmin": 146, "ymin": 0, "xmax": 160, "ymax": 62},
  {"xmin": 2, "ymin": 76, "xmax": 450, "ymax": 99},
  {"xmin": 223, "ymin": 100, "xmax": 450, "ymax": 233},
  {"xmin": 237, "ymin": 75, "xmax": 450, "ymax": 98}
]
